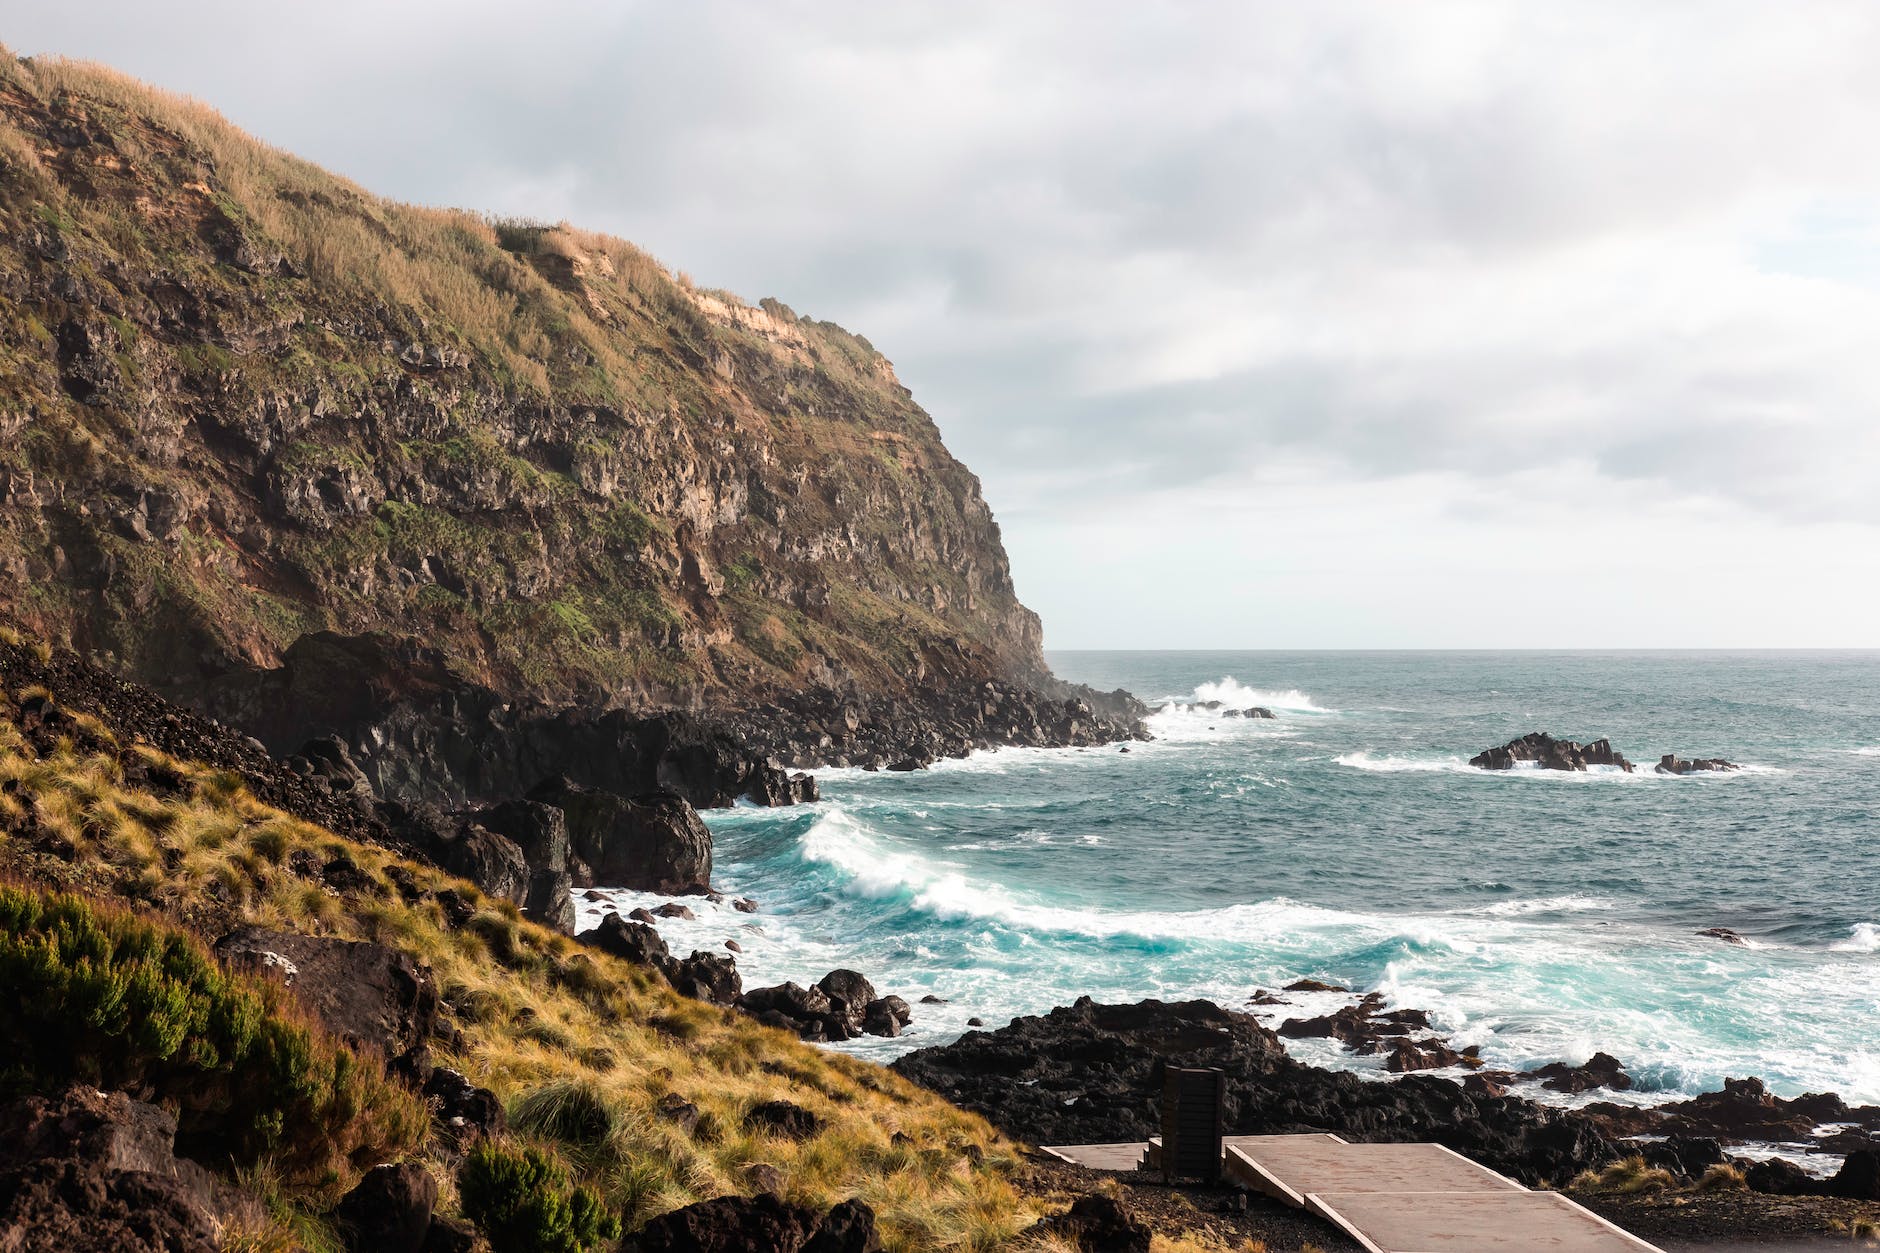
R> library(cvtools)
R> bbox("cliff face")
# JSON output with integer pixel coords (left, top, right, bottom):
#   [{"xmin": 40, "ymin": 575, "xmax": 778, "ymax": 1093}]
[{"xmin": 0, "ymin": 51, "xmax": 1047, "ymax": 709}]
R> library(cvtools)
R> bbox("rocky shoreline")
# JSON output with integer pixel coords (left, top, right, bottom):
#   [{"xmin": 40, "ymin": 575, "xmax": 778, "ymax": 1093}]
[{"xmin": 890, "ymin": 992, "xmax": 1880, "ymax": 1207}]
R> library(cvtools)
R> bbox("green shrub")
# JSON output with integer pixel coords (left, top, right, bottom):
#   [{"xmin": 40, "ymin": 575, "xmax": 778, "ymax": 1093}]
[
  {"xmin": 458, "ymin": 1141, "xmax": 620, "ymax": 1253},
  {"xmin": 0, "ymin": 885, "xmax": 424, "ymax": 1184}
]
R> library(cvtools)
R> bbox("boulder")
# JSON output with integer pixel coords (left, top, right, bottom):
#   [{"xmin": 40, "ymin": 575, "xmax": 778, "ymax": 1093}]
[
  {"xmin": 1530, "ymin": 1053, "xmax": 1633, "ymax": 1094},
  {"xmin": 437, "ymin": 825, "xmax": 529, "ymax": 907},
  {"xmin": 214, "ymin": 927, "xmax": 439, "ymax": 1078},
  {"xmin": 1698, "ymin": 927, "xmax": 1748, "ymax": 945},
  {"xmin": 817, "ymin": 970, "xmax": 877, "ymax": 1031},
  {"xmin": 653, "ymin": 902, "xmax": 697, "ymax": 920},
  {"xmin": 1034, "ymin": 1193, "xmax": 1151, "ymax": 1253},
  {"xmin": 747, "ymin": 1101, "xmax": 824, "ymax": 1141},
  {"xmin": 0, "ymin": 1158, "xmax": 221, "ymax": 1253},
  {"xmin": 864, "ymin": 996, "xmax": 911, "ymax": 1038},
  {"xmin": 471, "ymin": 799, "xmax": 571, "ymax": 876},
  {"xmin": 1658, "ymin": 1077, "xmax": 1819, "ymax": 1142},
  {"xmin": 741, "ymin": 982, "xmax": 837, "ymax": 1039},
  {"xmin": 655, "ymin": 1093, "xmax": 701, "ymax": 1136},
  {"xmin": 530, "ymin": 778, "xmax": 712, "ymax": 895},
  {"xmin": 333, "ymin": 1162, "xmax": 437, "ymax": 1253},
  {"xmin": 423, "ymin": 1068, "xmax": 505, "ymax": 1147},
  {"xmin": 1470, "ymin": 733, "xmax": 1635, "ymax": 773},
  {"xmin": 1823, "ymin": 1149, "xmax": 1880, "ymax": 1201},
  {"xmin": 802, "ymin": 1199, "xmax": 883, "ymax": 1253},
  {"xmin": 662, "ymin": 951, "xmax": 742, "ymax": 1006},
  {"xmin": 290, "ymin": 735, "xmax": 377, "ymax": 807},
  {"xmin": 1657, "ymin": 754, "xmax": 1740, "ymax": 774},
  {"xmin": 0, "ymin": 1087, "xmax": 180, "ymax": 1175},
  {"xmin": 622, "ymin": 1192, "xmax": 819, "ymax": 1252},
  {"xmin": 578, "ymin": 914, "xmax": 670, "ymax": 967}
]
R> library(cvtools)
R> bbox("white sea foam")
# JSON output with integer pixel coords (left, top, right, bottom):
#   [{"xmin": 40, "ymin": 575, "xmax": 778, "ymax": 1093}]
[
  {"xmin": 1153, "ymin": 676, "xmax": 1330, "ymax": 715},
  {"xmin": 1334, "ymin": 752, "xmax": 1474, "ymax": 774},
  {"xmin": 1830, "ymin": 923, "xmax": 1880, "ymax": 952},
  {"xmin": 1853, "ymin": 747, "xmax": 1880, "ymax": 757}
]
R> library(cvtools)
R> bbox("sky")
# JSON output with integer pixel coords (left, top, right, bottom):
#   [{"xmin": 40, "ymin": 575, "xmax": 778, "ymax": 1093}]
[{"xmin": 12, "ymin": 2, "xmax": 1880, "ymax": 648}]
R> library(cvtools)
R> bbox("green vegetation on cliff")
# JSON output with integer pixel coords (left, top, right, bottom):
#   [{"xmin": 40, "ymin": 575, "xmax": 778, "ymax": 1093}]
[{"xmin": 0, "ymin": 48, "xmax": 1045, "ymax": 706}]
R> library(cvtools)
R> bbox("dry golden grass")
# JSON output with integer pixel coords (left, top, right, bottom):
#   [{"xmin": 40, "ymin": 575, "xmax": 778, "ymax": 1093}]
[
  {"xmin": 1571, "ymin": 1155, "xmax": 1678, "ymax": 1196},
  {"xmin": 0, "ymin": 694, "xmax": 1035, "ymax": 1250}
]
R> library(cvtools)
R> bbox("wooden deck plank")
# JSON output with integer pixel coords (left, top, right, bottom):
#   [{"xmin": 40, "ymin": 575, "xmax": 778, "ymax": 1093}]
[
  {"xmin": 1227, "ymin": 1138, "xmax": 1522, "ymax": 1209},
  {"xmin": 1309, "ymin": 1191, "xmax": 1664, "ymax": 1252},
  {"xmin": 1038, "ymin": 1142, "xmax": 1150, "ymax": 1171}
]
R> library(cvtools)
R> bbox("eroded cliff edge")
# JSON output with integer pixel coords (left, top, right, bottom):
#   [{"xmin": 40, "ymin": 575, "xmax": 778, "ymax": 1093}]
[{"xmin": 0, "ymin": 50, "xmax": 1142, "ymax": 791}]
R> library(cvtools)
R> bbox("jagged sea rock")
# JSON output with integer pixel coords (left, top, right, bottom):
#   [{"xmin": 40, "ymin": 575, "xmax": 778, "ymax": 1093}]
[
  {"xmin": 1657, "ymin": 754, "xmax": 1741, "ymax": 774},
  {"xmin": 1470, "ymin": 732, "xmax": 1635, "ymax": 773}
]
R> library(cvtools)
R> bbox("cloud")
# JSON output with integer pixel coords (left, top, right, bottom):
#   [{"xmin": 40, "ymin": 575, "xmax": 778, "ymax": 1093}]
[{"xmin": 14, "ymin": 1, "xmax": 1880, "ymax": 642}]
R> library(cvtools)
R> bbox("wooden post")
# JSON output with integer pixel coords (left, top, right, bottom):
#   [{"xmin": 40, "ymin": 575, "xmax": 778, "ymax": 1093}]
[{"xmin": 1161, "ymin": 1066, "xmax": 1225, "ymax": 1182}]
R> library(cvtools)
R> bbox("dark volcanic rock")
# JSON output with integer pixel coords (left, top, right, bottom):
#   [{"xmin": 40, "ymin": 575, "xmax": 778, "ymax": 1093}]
[
  {"xmin": 662, "ymin": 951, "xmax": 741, "ymax": 1006},
  {"xmin": 0, "ymin": 1157, "xmax": 220, "ymax": 1253},
  {"xmin": 623, "ymin": 1192, "xmax": 819, "ymax": 1252},
  {"xmin": 892, "ymin": 996, "xmax": 1618, "ymax": 1185},
  {"xmin": 1470, "ymin": 732, "xmax": 1635, "ymax": 773},
  {"xmin": 802, "ymin": 1198, "xmax": 883, "ymax": 1253},
  {"xmin": 579, "ymin": 914, "xmax": 670, "ymax": 967},
  {"xmin": 747, "ymin": 1100, "xmax": 825, "ymax": 1141},
  {"xmin": 423, "ymin": 1068, "xmax": 506, "ymax": 1146},
  {"xmin": 1698, "ymin": 927, "xmax": 1748, "ymax": 945},
  {"xmin": 530, "ymin": 778, "xmax": 712, "ymax": 895},
  {"xmin": 434, "ymin": 824, "xmax": 530, "ymax": 906},
  {"xmin": 1657, "ymin": 1077, "xmax": 1820, "ymax": 1143},
  {"xmin": 1656, "ymin": 754, "xmax": 1741, "ymax": 774},
  {"xmin": 1529, "ymin": 1052, "xmax": 1633, "ymax": 1094},
  {"xmin": 818, "ymin": 969, "xmax": 877, "ymax": 1033},
  {"xmin": 741, "ymin": 982, "xmax": 841, "ymax": 1040},
  {"xmin": 333, "ymin": 1162, "xmax": 437, "ymax": 1253},
  {"xmin": 214, "ymin": 927, "xmax": 439, "ymax": 1078},
  {"xmin": 1034, "ymin": 1193, "xmax": 1152, "ymax": 1253},
  {"xmin": 0, "ymin": 1087, "xmax": 220, "ymax": 1253}
]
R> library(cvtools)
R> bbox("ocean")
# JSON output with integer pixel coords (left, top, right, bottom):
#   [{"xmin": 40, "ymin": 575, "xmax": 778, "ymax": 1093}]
[{"xmin": 575, "ymin": 650, "xmax": 1880, "ymax": 1108}]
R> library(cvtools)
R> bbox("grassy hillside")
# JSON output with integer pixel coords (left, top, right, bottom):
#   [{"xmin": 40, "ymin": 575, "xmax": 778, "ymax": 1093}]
[
  {"xmin": 0, "ymin": 642, "xmax": 1034, "ymax": 1250},
  {"xmin": 0, "ymin": 48, "xmax": 1045, "ymax": 707}
]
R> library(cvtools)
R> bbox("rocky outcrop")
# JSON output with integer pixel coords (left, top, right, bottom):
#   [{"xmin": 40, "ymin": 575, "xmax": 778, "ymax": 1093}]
[
  {"xmin": 575, "ymin": 915, "xmax": 743, "ymax": 1007},
  {"xmin": 0, "ymin": 1087, "xmax": 225, "ymax": 1253},
  {"xmin": 213, "ymin": 927, "xmax": 440, "ymax": 1080},
  {"xmin": 739, "ymin": 974, "xmax": 912, "ymax": 1043},
  {"xmin": 892, "ymin": 996, "xmax": 1619, "ymax": 1185},
  {"xmin": 1470, "ymin": 732, "xmax": 1635, "ymax": 773},
  {"xmin": 530, "ymin": 778, "xmax": 712, "ymax": 895},
  {"xmin": 332, "ymin": 1162, "xmax": 437, "ymax": 1253},
  {"xmin": 623, "ymin": 1193, "xmax": 882, "ymax": 1253},
  {"xmin": 1656, "ymin": 754, "xmax": 1740, "ymax": 774}
]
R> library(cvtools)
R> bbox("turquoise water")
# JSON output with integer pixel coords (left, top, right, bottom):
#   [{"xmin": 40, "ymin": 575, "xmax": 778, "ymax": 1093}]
[{"xmin": 576, "ymin": 651, "xmax": 1880, "ymax": 1105}]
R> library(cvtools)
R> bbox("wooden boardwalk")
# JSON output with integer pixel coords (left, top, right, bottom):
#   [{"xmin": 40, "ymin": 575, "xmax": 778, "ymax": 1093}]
[{"xmin": 1042, "ymin": 1133, "xmax": 1663, "ymax": 1252}]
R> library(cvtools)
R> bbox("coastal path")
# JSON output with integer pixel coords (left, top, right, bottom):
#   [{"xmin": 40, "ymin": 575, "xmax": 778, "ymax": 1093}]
[{"xmin": 1042, "ymin": 1133, "xmax": 1665, "ymax": 1251}]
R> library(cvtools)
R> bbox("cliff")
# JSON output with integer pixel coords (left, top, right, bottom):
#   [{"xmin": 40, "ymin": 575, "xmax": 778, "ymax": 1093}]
[{"xmin": 0, "ymin": 49, "xmax": 1054, "ymax": 712}]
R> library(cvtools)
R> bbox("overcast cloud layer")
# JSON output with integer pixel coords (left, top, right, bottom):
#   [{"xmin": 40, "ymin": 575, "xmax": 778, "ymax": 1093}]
[{"xmin": 13, "ymin": 2, "xmax": 1880, "ymax": 646}]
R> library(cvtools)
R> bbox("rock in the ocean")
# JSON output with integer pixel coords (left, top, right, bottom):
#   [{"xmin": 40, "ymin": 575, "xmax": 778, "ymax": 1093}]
[
  {"xmin": 1470, "ymin": 732, "xmax": 1635, "ymax": 773},
  {"xmin": 1528, "ymin": 1052, "xmax": 1632, "ymax": 1094},
  {"xmin": 1698, "ymin": 927, "xmax": 1748, "ymax": 945},
  {"xmin": 1656, "ymin": 754, "xmax": 1740, "ymax": 774}
]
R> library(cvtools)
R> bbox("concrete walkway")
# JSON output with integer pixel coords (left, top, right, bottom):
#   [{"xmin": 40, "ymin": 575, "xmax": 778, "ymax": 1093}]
[{"xmin": 1041, "ymin": 1132, "xmax": 1665, "ymax": 1252}]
